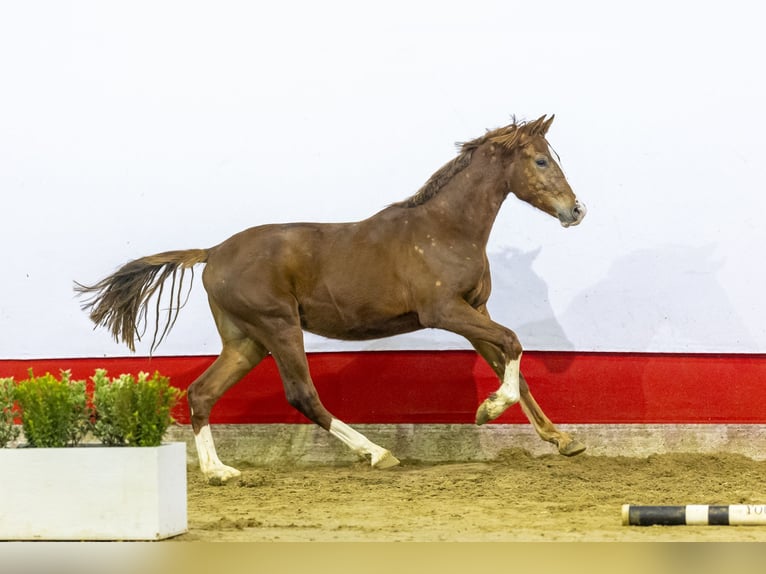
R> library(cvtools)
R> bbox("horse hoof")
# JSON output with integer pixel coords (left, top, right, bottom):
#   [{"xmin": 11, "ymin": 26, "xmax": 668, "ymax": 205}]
[
  {"xmin": 372, "ymin": 450, "xmax": 401, "ymax": 469},
  {"xmin": 475, "ymin": 400, "xmax": 505, "ymax": 425},
  {"xmin": 475, "ymin": 403, "xmax": 490, "ymax": 426},
  {"xmin": 559, "ymin": 439, "xmax": 586, "ymax": 457},
  {"xmin": 205, "ymin": 465, "xmax": 242, "ymax": 486}
]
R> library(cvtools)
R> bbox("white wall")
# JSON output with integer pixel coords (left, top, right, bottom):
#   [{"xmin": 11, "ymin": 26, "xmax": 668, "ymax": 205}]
[{"xmin": 2, "ymin": 0, "xmax": 765, "ymax": 358}]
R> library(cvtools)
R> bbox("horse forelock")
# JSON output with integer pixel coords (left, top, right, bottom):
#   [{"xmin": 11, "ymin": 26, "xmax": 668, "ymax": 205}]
[{"xmin": 393, "ymin": 115, "xmax": 554, "ymax": 209}]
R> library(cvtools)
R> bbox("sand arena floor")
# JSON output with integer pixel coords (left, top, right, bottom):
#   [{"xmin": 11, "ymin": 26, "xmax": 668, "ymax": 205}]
[{"xmin": 175, "ymin": 449, "xmax": 766, "ymax": 542}]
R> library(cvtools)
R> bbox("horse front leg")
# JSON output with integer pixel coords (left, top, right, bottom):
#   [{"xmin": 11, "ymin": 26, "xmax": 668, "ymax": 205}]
[
  {"xmin": 467, "ymin": 333, "xmax": 524, "ymax": 425},
  {"xmin": 474, "ymin": 348, "xmax": 522, "ymax": 425},
  {"xmin": 423, "ymin": 301, "xmax": 523, "ymax": 424},
  {"xmin": 518, "ymin": 372, "xmax": 586, "ymax": 456},
  {"xmin": 471, "ymin": 337, "xmax": 585, "ymax": 456},
  {"xmin": 441, "ymin": 301, "xmax": 586, "ymax": 457}
]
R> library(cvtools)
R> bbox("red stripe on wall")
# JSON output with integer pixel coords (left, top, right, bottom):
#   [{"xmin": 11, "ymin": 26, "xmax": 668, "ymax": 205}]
[{"xmin": 2, "ymin": 351, "xmax": 764, "ymax": 424}]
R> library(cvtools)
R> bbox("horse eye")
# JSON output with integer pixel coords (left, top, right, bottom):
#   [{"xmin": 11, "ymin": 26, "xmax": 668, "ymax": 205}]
[{"xmin": 535, "ymin": 157, "xmax": 549, "ymax": 168}]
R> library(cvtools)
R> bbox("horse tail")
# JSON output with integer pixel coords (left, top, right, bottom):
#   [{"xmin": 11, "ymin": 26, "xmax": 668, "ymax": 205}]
[{"xmin": 74, "ymin": 248, "xmax": 209, "ymax": 353}]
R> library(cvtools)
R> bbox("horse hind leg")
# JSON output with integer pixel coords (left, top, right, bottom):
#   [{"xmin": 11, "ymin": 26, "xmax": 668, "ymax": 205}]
[
  {"xmin": 269, "ymin": 325, "xmax": 400, "ymax": 469},
  {"xmin": 328, "ymin": 419, "xmax": 400, "ymax": 469},
  {"xmin": 188, "ymin": 305, "xmax": 269, "ymax": 484}
]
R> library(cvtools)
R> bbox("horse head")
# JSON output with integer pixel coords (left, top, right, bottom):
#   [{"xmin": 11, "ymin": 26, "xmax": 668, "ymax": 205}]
[{"xmin": 489, "ymin": 115, "xmax": 587, "ymax": 228}]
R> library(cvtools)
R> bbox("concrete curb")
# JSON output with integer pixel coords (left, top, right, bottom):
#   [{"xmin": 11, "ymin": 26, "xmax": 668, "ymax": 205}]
[{"xmin": 166, "ymin": 423, "xmax": 766, "ymax": 467}]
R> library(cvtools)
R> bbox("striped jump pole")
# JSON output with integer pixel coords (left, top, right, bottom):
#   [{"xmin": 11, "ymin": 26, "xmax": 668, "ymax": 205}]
[{"xmin": 622, "ymin": 504, "xmax": 766, "ymax": 526}]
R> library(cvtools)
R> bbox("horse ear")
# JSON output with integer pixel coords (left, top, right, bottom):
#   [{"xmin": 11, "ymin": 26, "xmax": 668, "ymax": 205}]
[{"xmin": 541, "ymin": 114, "xmax": 555, "ymax": 135}]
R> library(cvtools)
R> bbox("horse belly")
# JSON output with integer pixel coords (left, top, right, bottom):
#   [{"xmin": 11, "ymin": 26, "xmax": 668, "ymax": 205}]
[{"xmin": 299, "ymin": 306, "xmax": 422, "ymax": 341}]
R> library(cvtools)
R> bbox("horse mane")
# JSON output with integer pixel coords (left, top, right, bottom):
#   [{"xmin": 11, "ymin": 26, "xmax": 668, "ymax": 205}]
[{"xmin": 393, "ymin": 115, "xmax": 554, "ymax": 208}]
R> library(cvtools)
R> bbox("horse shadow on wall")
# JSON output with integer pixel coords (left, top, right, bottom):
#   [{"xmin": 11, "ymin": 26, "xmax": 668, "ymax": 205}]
[
  {"xmin": 556, "ymin": 244, "xmax": 755, "ymax": 353},
  {"xmin": 487, "ymin": 247, "xmax": 573, "ymax": 346},
  {"xmin": 489, "ymin": 244, "xmax": 754, "ymax": 353},
  {"xmin": 486, "ymin": 247, "xmax": 576, "ymax": 374}
]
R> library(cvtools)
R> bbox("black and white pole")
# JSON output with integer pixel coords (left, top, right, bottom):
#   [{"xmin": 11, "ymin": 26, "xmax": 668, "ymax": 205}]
[{"xmin": 622, "ymin": 504, "xmax": 766, "ymax": 526}]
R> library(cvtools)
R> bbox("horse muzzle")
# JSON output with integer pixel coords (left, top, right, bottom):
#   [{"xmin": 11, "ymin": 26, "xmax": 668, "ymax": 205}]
[{"xmin": 559, "ymin": 201, "xmax": 587, "ymax": 228}]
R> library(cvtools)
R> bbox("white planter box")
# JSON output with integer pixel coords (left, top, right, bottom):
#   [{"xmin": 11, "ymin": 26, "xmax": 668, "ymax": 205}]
[{"xmin": 0, "ymin": 442, "xmax": 187, "ymax": 540}]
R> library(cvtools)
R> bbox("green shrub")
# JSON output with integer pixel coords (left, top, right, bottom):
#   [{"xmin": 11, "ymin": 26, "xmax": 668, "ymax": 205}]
[
  {"xmin": 92, "ymin": 370, "xmax": 183, "ymax": 447},
  {"xmin": 0, "ymin": 377, "xmax": 20, "ymax": 447},
  {"xmin": 1, "ymin": 369, "xmax": 182, "ymax": 448},
  {"xmin": 14, "ymin": 370, "xmax": 91, "ymax": 447}
]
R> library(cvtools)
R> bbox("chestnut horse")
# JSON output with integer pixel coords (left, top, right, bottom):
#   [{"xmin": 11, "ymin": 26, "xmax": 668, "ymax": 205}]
[{"xmin": 76, "ymin": 115, "xmax": 587, "ymax": 483}]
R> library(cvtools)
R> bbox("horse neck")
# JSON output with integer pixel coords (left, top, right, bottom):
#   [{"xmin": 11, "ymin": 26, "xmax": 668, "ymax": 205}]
[{"xmin": 418, "ymin": 148, "xmax": 509, "ymax": 246}]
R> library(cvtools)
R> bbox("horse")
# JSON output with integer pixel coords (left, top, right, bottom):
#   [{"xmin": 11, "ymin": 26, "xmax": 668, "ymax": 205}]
[{"xmin": 75, "ymin": 114, "xmax": 587, "ymax": 483}]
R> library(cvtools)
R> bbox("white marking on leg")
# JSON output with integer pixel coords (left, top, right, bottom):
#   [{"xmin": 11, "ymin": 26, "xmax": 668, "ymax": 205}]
[
  {"xmin": 194, "ymin": 425, "xmax": 241, "ymax": 483},
  {"xmin": 329, "ymin": 419, "xmax": 400, "ymax": 469},
  {"xmin": 194, "ymin": 425, "xmax": 220, "ymax": 472},
  {"xmin": 498, "ymin": 354, "xmax": 521, "ymax": 405},
  {"xmin": 476, "ymin": 354, "xmax": 521, "ymax": 424}
]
